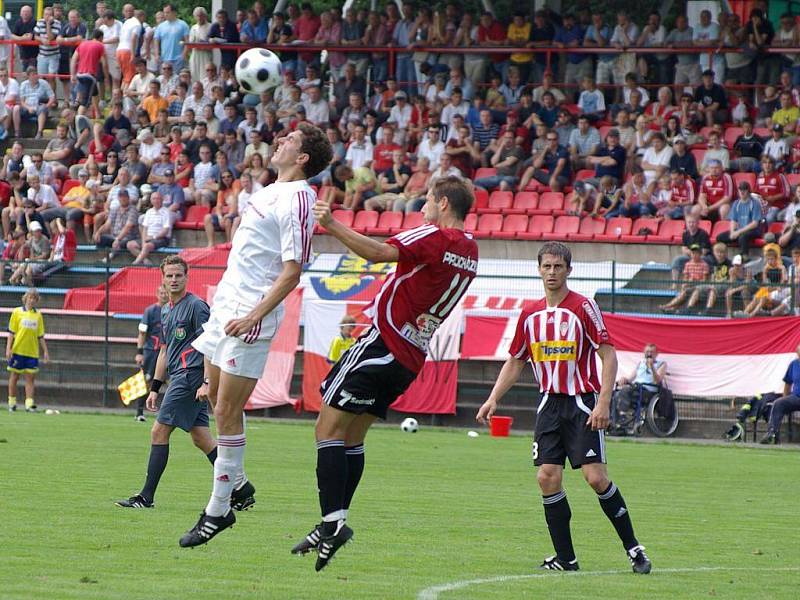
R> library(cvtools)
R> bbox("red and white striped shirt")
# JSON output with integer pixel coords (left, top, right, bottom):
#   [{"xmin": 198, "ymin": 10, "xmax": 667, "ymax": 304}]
[
  {"xmin": 755, "ymin": 171, "xmax": 790, "ymax": 211},
  {"xmin": 699, "ymin": 173, "xmax": 734, "ymax": 204},
  {"xmin": 509, "ymin": 290, "xmax": 610, "ymax": 396},
  {"xmin": 671, "ymin": 179, "xmax": 696, "ymax": 206}
]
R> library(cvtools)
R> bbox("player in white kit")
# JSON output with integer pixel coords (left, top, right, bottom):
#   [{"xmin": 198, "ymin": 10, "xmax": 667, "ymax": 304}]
[{"xmin": 179, "ymin": 123, "xmax": 333, "ymax": 547}]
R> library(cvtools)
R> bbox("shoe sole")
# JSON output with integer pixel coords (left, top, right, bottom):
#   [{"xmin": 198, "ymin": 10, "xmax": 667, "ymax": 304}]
[
  {"xmin": 114, "ymin": 502, "xmax": 153, "ymax": 509},
  {"xmin": 633, "ymin": 563, "xmax": 652, "ymax": 575},
  {"xmin": 291, "ymin": 541, "xmax": 318, "ymax": 555}
]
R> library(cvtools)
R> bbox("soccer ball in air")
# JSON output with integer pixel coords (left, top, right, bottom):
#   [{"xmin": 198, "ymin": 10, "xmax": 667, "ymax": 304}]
[
  {"xmin": 235, "ymin": 48, "xmax": 282, "ymax": 94},
  {"xmin": 401, "ymin": 418, "xmax": 419, "ymax": 433}
]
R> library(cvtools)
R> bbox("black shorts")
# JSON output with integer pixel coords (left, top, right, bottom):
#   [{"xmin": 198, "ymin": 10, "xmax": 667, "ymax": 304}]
[
  {"xmin": 533, "ymin": 392, "xmax": 606, "ymax": 470},
  {"xmin": 320, "ymin": 327, "xmax": 417, "ymax": 420},
  {"xmin": 157, "ymin": 368, "xmax": 209, "ymax": 432}
]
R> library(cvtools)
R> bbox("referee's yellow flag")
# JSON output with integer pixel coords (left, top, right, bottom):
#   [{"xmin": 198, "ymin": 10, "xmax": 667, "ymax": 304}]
[{"xmin": 118, "ymin": 371, "xmax": 148, "ymax": 406}]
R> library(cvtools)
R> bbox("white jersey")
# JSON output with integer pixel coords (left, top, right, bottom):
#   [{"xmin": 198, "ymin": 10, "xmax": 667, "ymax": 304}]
[
  {"xmin": 118, "ymin": 17, "xmax": 141, "ymax": 52},
  {"xmin": 209, "ymin": 179, "xmax": 315, "ymax": 337}
]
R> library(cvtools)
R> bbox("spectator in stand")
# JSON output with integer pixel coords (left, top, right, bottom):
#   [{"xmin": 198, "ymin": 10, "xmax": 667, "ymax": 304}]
[
  {"xmin": 697, "ymin": 159, "xmax": 734, "ymax": 220},
  {"xmin": 154, "ymin": 4, "xmax": 189, "ymax": 72},
  {"xmin": 755, "ymin": 155, "xmax": 790, "ymax": 224},
  {"xmin": 730, "ymin": 119, "xmax": 765, "ymax": 172},
  {"xmin": 313, "ymin": 11, "xmax": 345, "ymax": 82},
  {"xmin": 530, "ymin": 91, "xmax": 560, "ymax": 129},
  {"xmin": 641, "ymin": 133, "xmax": 673, "ymax": 185},
  {"xmin": 364, "ymin": 149, "xmax": 411, "ymax": 212},
  {"xmin": 187, "ymin": 144, "xmax": 218, "ymax": 206},
  {"xmin": 20, "ymin": 218, "xmax": 75, "ymax": 286},
  {"xmin": 94, "ymin": 188, "xmax": 138, "ymax": 261},
  {"xmin": 240, "ymin": 9, "xmax": 267, "ymax": 43},
  {"xmin": 362, "ymin": 11, "xmax": 388, "ymax": 83},
  {"xmin": 13, "ymin": 68, "xmax": 55, "ymax": 140},
  {"xmin": 42, "ymin": 122, "xmax": 74, "ymax": 181},
  {"xmin": 26, "ymin": 152, "xmax": 54, "ymax": 187},
  {"xmin": 620, "ymin": 73, "xmax": 649, "ymax": 108},
  {"xmin": 527, "ymin": 10, "xmax": 555, "ymax": 84},
  {"xmin": 203, "ymin": 171, "xmax": 240, "ymax": 247},
  {"xmin": 116, "ymin": 4, "xmax": 140, "ymax": 87},
  {"xmin": 688, "ymin": 241, "xmax": 731, "ymax": 315},
  {"xmin": 644, "ymin": 87, "xmax": 677, "ymax": 130},
  {"xmin": 444, "ymin": 68, "xmax": 475, "ymax": 103},
  {"xmin": 667, "ymin": 14, "xmax": 701, "ymax": 90},
  {"xmin": 552, "ymin": 109, "xmax": 575, "ymax": 147},
  {"xmin": 668, "ymin": 136, "xmax": 699, "ymax": 181},
  {"xmin": 337, "ymin": 164, "xmax": 378, "ymax": 210},
  {"xmin": 440, "ymin": 88, "xmax": 470, "ymax": 135},
  {"xmin": 742, "ymin": 244, "xmax": 787, "ymax": 318},
  {"xmin": 531, "ymin": 72, "xmax": 566, "ymax": 106},
  {"xmin": 587, "ymin": 129, "xmax": 625, "ymax": 186},
  {"xmin": 520, "ymin": 130, "xmax": 570, "ymax": 192},
  {"xmin": 637, "ymin": 12, "xmax": 670, "ymax": 86},
  {"xmin": 554, "ymin": 13, "xmax": 589, "ymax": 89},
  {"xmin": 693, "ymin": 10, "xmax": 724, "ymax": 83},
  {"xmin": 141, "ymin": 80, "xmax": 169, "ymax": 125},
  {"xmin": 620, "ymin": 167, "xmax": 655, "ymax": 218},
  {"xmin": 748, "ymin": 8, "xmax": 778, "ymax": 88},
  {"xmin": 474, "ymin": 130, "xmax": 522, "ymax": 192},
  {"xmin": 333, "ymin": 63, "xmax": 366, "ymax": 115},
  {"xmin": 498, "ymin": 67, "xmax": 525, "ymax": 109},
  {"xmin": 446, "ymin": 125, "xmax": 480, "ymax": 178},
  {"xmin": 724, "ymin": 254, "xmax": 751, "ymax": 318},
  {"xmin": 659, "ymin": 243, "xmax": 709, "ymax": 313},
  {"xmin": 472, "ymin": 108, "xmax": 500, "ymax": 156},
  {"xmin": 577, "ymin": 76, "xmax": 606, "ymax": 122},
  {"xmin": 772, "ymin": 247, "xmax": 800, "ymax": 316},
  {"xmin": 717, "ymin": 181, "xmax": 763, "ymax": 259},
  {"xmin": 765, "ymin": 124, "xmax": 790, "ymax": 169},
  {"xmin": 372, "ymin": 124, "xmax": 400, "ymax": 173},
  {"xmin": 477, "ymin": 11, "xmax": 505, "ymax": 81},
  {"xmin": 392, "ymin": 2, "xmax": 416, "ymax": 95},
  {"xmin": 700, "ymin": 131, "xmax": 730, "ymax": 172},
  {"xmin": 34, "ymin": 6, "xmax": 61, "ymax": 82},
  {"xmin": 768, "ymin": 91, "xmax": 798, "ymax": 133},
  {"xmin": 667, "ymin": 168, "xmax": 696, "ymax": 218},
  {"xmin": 416, "ymin": 124, "xmax": 445, "ymax": 171},
  {"xmin": 338, "ymin": 93, "xmax": 367, "ymax": 141},
  {"xmin": 124, "ymin": 58, "xmax": 156, "ymax": 118},
  {"xmin": 339, "ymin": 8, "xmax": 366, "ymax": 78},
  {"xmin": 208, "ymin": 10, "xmax": 239, "ymax": 72},
  {"xmin": 694, "ymin": 70, "xmax": 728, "ymax": 127},
  {"xmin": 12, "ymin": 5, "xmax": 38, "ymax": 72},
  {"xmin": 505, "ymin": 11, "xmax": 532, "ymax": 82},
  {"xmin": 609, "ymin": 11, "xmax": 639, "ymax": 94},
  {"xmin": 584, "ymin": 12, "xmax": 613, "ymax": 91},
  {"xmin": 156, "ymin": 168, "xmax": 185, "ymax": 225},
  {"xmin": 344, "ymin": 123, "xmax": 373, "ymax": 170},
  {"xmin": 756, "ymin": 87, "xmax": 779, "ymax": 127},
  {"xmin": 8, "ymin": 222, "xmax": 49, "ymax": 286},
  {"xmin": 302, "ymin": 85, "xmax": 329, "ymax": 127},
  {"xmin": 568, "ymin": 115, "xmax": 600, "ymax": 171}
]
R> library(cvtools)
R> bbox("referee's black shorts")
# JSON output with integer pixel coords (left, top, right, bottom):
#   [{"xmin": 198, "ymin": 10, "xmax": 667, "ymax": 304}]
[
  {"xmin": 320, "ymin": 327, "xmax": 417, "ymax": 420},
  {"xmin": 533, "ymin": 392, "xmax": 606, "ymax": 470}
]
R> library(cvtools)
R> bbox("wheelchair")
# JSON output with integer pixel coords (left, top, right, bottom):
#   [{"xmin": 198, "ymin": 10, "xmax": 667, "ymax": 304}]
[{"xmin": 610, "ymin": 382, "xmax": 679, "ymax": 438}]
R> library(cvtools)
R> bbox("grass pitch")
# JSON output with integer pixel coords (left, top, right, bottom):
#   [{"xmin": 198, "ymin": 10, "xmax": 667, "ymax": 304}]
[{"xmin": 2, "ymin": 412, "xmax": 799, "ymax": 599}]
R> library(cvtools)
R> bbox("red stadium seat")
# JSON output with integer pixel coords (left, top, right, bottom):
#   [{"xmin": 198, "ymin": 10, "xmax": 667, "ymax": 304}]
[
  {"xmin": 493, "ymin": 214, "xmax": 529, "ymax": 239},
  {"xmin": 367, "ymin": 211, "xmax": 403, "ymax": 235},
  {"xmin": 568, "ymin": 216, "xmax": 606, "ymax": 241},
  {"xmin": 724, "ymin": 127, "xmax": 744, "ymax": 149},
  {"xmin": 332, "ymin": 209, "xmax": 354, "ymax": 228},
  {"xmin": 699, "ymin": 126, "xmax": 713, "ymax": 140},
  {"xmin": 536, "ymin": 191, "xmax": 565, "ymax": 213},
  {"xmin": 711, "ymin": 220, "xmax": 731, "ymax": 242},
  {"xmin": 620, "ymin": 217, "xmax": 660, "ymax": 242},
  {"xmin": 598, "ymin": 126, "xmax": 612, "ymax": 140},
  {"xmin": 475, "ymin": 213, "xmax": 503, "ymax": 238},
  {"xmin": 562, "ymin": 103, "xmax": 580, "ymax": 115},
  {"xmin": 464, "ymin": 212, "xmax": 478, "ymax": 233},
  {"xmin": 596, "ymin": 217, "xmax": 632, "ymax": 241},
  {"xmin": 472, "ymin": 187, "xmax": 489, "ymax": 212},
  {"xmin": 353, "ymin": 210, "xmax": 379, "ymax": 233},
  {"xmin": 732, "ymin": 172, "xmax": 756, "ymax": 190},
  {"xmin": 754, "ymin": 127, "xmax": 770, "ymax": 138},
  {"xmin": 175, "ymin": 205, "xmax": 210, "ymax": 230},
  {"xmin": 479, "ymin": 191, "xmax": 513, "ymax": 214},
  {"xmin": 698, "ymin": 220, "xmax": 712, "ymax": 236},
  {"xmin": 518, "ymin": 215, "xmax": 555, "ymax": 240},
  {"xmin": 787, "ymin": 174, "xmax": 800, "ymax": 188},
  {"xmin": 768, "ymin": 221, "xmax": 785, "ymax": 235},
  {"xmin": 510, "ymin": 191, "xmax": 538, "ymax": 214},
  {"xmin": 691, "ymin": 148, "xmax": 705, "ymax": 165},
  {"xmin": 402, "ymin": 212, "xmax": 424, "ymax": 230},
  {"xmin": 317, "ymin": 185, "xmax": 337, "ymax": 202},
  {"xmin": 648, "ymin": 219, "xmax": 685, "ymax": 244},
  {"xmin": 542, "ymin": 215, "xmax": 579, "ymax": 240},
  {"xmin": 473, "ymin": 167, "xmax": 497, "ymax": 180},
  {"xmin": 575, "ymin": 169, "xmax": 595, "ymax": 181}
]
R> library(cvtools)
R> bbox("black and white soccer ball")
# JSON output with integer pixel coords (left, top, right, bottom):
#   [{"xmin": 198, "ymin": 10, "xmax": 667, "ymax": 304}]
[
  {"xmin": 235, "ymin": 48, "xmax": 282, "ymax": 94},
  {"xmin": 400, "ymin": 417, "xmax": 419, "ymax": 433}
]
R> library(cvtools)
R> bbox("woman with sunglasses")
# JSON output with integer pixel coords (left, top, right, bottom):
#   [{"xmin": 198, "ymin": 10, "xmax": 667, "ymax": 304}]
[{"xmin": 203, "ymin": 169, "xmax": 239, "ymax": 247}]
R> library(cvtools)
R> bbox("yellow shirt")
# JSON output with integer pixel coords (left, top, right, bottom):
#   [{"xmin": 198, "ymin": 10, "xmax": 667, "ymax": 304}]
[
  {"xmin": 507, "ymin": 23, "xmax": 532, "ymax": 64},
  {"xmin": 63, "ymin": 184, "xmax": 91, "ymax": 209},
  {"xmin": 9, "ymin": 306, "xmax": 44, "ymax": 358},
  {"xmin": 327, "ymin": 334, "xmax": 356, "ymax": 364},
  {"xmin": 772, "ymin": 106, "xmax": 800, "ymax": 128},
  {"xmin": 142, "ymin": 96, "xmax": 169, "ymax": 123}
]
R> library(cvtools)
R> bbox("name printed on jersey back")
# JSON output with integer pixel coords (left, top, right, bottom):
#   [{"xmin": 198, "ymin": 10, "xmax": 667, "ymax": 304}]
[{"xmin": 442, "ymin": 251, "xmax": 478, "ymax": 273}]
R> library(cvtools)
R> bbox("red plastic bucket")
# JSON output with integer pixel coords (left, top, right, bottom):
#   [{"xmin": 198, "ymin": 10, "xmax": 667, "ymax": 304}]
[{"xmin": 490, "ymin": 415, "xmax": 513, "ymax": 437}]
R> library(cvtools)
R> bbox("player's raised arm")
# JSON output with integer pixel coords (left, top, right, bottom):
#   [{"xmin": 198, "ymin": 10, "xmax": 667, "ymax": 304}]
[
  {"xmin": 313, "ymin": 197, "xmax": 400, "ymax": 264},
  {"xmin": 476, "ymin": 356, "xmax": 527, "ymax": 424}
]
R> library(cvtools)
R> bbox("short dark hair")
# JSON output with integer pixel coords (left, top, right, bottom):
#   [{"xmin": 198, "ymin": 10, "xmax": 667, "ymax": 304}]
[
  {"xmin": 432, "ymin": 176, "xmax": 473, "ymax": 220},
  {"xmin": 298, "ymin": 122, "xmax": 333, "ymax": 178},
  {"xmin": 160, "ymin": 255, "xmax": 188, "ymax": 275},
  {"xmin": 93, "ymin": 29, "xmax": 104, "ymax": 40},
  {"xmin": 538, "ymin": 241, "xmax": 572, "ymax": 267}
]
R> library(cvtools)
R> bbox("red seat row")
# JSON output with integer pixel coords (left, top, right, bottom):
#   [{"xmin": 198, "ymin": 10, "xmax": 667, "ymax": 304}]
[{"xmin": 474, "ymin": 191, "xmax": 567, "ymax": 215}]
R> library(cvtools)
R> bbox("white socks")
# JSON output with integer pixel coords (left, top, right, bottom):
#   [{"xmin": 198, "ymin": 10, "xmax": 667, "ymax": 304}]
[{"xmin": 206, "ymin": 433, "xmax": 245, "ymax": 517}]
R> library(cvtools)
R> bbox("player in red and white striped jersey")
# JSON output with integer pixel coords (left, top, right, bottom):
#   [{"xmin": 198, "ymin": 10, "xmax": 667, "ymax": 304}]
[
  {"xmin": 293, "ymin": 176, "xmax": 479, "ymax": 571},
  {"xmin": 179, "ymin": 124, "xmax": 333, "ymax": 548},
  {"xmin": 477, "ymin": 242, "xmax": 651, "ymax": 575},
  {"xmin": 698, "ymin": 160, "xmax": 734, "ymax": 220}
]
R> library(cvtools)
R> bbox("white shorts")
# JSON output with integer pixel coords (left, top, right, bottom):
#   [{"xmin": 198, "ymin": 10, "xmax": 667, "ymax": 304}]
[{"xmin": 192, "ymin": 307, "xmax": 278, "ymax": 379}]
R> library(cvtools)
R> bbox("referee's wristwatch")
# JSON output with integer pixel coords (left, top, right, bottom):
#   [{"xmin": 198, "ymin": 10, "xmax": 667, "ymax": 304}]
[{"xmin": 203, "ymin": 377, "xmax": 210, "ymax": 385}]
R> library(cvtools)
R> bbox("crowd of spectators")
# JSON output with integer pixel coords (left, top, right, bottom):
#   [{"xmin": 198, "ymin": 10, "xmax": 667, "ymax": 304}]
[{"xmin": 0, "ymin": 2, "xmax": 799, "ymax": 316}]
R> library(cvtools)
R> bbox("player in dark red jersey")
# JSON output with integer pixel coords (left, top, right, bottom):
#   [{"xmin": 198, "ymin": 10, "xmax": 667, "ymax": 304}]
[
  {"xmin": 477, "ymin": 242, "xmax": 651, "ymax": 575},
  {"xmin": 293, "ymin": 176, "xmax": 479, "ymax": 571}
]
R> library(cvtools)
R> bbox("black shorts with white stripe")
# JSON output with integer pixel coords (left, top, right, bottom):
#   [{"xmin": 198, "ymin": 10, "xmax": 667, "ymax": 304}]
[
  {"xmin": 533, "ymin": 392, "xmax": 606, "ymax": 470},
  {"xmin": 320, "ymin": 327, "xmax": 417, "ymax": 420}
]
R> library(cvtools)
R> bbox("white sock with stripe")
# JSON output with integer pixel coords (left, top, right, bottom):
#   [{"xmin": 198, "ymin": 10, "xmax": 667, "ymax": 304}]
[
  {"xmin": 234, "ymin": 413, "xmax": 249, "ymax": 490},
  {"xmin": 206, "ymin": 434, "xmax": 245, "ymax": 517}
]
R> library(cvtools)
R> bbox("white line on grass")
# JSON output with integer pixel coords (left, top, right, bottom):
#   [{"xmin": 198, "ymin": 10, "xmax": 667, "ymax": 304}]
[{"xmin": 417, "ymin": 566, "xmax": 800, "ymax": 599}]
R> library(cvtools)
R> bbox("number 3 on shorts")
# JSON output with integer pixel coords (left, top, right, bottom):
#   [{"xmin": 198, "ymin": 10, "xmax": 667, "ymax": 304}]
[{"xmin": 531, "ymin": 441, "xmax": 539, "ymax": 461}]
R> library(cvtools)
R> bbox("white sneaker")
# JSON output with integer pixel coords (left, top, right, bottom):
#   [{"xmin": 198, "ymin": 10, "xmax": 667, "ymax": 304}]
[{"xmin": 135, "ymin": 415, "xmax": 146, "ymax": 422}]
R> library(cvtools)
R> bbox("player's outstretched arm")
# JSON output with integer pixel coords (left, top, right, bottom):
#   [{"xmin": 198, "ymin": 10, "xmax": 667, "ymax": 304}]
[
  {"xmin": 313, "ymin": 198, "xmax": 399, "ymax": 264},
  {"xmin": 587, "ymin": 343, "xmax": 618, "ymax": 431},
  {"xmin": 476, "ymin": 357, "xmax": 526, "ymax": 425}
]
